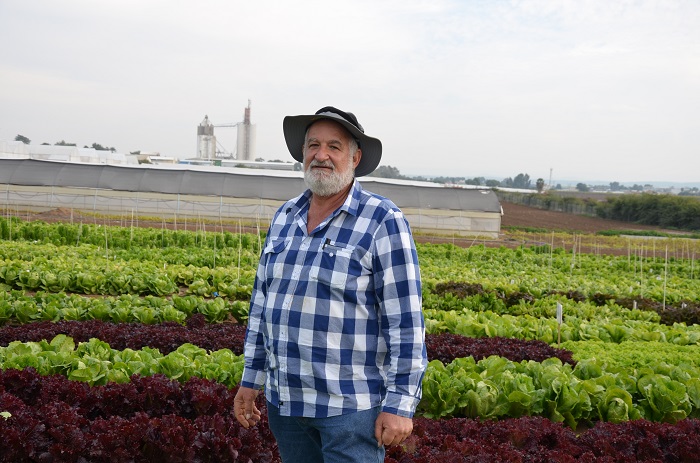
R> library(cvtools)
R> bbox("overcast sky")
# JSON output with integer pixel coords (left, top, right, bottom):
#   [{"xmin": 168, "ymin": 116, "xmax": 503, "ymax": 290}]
[{"xmin": 1, "ymin": 0, "xmax": 698, "ymax": 185}]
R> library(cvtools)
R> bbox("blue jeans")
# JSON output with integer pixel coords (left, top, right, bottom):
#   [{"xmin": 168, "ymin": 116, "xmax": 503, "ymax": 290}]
[{"xmin": 266, "ymin": 401, "xmax": 385, "ymax": 463}]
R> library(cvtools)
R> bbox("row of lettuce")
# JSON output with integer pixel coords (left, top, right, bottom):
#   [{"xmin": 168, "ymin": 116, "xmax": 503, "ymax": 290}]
[
  {"xmin": 1, "ymin": 327, "xmax": 699, "ymax": 426},
  {"xmin": 4, "ymin": 367, "xmax": 698, "ymax": 462},
  {"xmin": 1, "ymin": 216, "xmax": 700, "ymax": 304},
  {"xmin": 2, "ymin": 289, "xmax": 699, "ymax": 347}
]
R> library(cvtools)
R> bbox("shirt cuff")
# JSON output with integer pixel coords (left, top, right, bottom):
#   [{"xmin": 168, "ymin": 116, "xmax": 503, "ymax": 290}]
[
  {"xmin": 240, "ymin": 367, "xmax": 266, "ymax": 390},
  {"xmin": 381, "ymin": 391, "xmax": 421, "ymax": 418}
]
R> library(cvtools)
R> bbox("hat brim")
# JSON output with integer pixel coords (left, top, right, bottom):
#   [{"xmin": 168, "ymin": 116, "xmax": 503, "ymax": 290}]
[{"xmin": 283, "ymin": 113, "xmax": 382, "ymax": 177}]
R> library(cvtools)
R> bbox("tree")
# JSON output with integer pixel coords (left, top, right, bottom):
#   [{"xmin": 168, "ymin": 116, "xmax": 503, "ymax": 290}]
[
  {"xmin": 55, "ymin": 140, "xmax": 77, "ymax": 146},
  {"xmin": 501, "ymin": 174, "xmax": 530, "ymax": 189},
  {"xmin": 485, "ymin": 179, "xmax": 500, "ymax": 187},
  {"xmin": 91, "ymin": 142, "xmax": 116, "ymax": 151},
  {"xmin": 369, "ymin": 165, "xmax": 405, "ymax": 179},
  {"xmin": 465, "ymin": 177, "xmax": 485, "ymax": 186},
  {"xmin": 536, "ymin": 178, "xmax": 545, "ymax": 193},
  {"xmin": 14, "ymin": 134, "xmax": 30, "ymax": 144},
  {"xmin": 576, "ymin": 183, "xmax": 590, "ymax": 192},
  {"xmin": 512, "ymin": 173, "xmax": 531, "ymax": 189}
]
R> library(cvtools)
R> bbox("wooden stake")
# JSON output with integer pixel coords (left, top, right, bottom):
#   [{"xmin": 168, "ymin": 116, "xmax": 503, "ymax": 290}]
[{"xmin": 663, "ymin": 245, "xmax": 668, "ymax": 311}]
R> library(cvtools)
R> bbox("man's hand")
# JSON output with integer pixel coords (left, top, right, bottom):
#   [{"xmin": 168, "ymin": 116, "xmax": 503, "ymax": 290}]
[
  {"xmin": 374, "ymin": 412, "xmax": 413, "ymax": 447},
  {"xmin": 234, "ymin": 386, "xmax": 262, "ymax": 428}
]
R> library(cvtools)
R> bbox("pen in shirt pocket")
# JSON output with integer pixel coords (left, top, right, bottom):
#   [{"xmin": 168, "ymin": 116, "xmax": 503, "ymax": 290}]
[{"xmin": 323, "ymin": 238, "xmax": 331, "ymax": 249}]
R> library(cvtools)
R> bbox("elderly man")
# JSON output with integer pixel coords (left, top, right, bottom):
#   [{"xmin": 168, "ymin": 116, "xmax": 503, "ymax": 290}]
[{"xmin": 234, "ymin": 106, "xmax": 426, "ymax": 463}]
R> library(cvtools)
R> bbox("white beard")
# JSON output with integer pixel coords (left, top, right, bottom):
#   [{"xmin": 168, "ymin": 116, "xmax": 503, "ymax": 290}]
[{"xmin": 304, "ymin": 156, "xmax": 355, "ymax": 197}]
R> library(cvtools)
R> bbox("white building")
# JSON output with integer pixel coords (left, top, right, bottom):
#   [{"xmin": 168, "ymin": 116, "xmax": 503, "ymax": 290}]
[{"xmin": 0, "ymin": 140, "xmax": 138, "ymax": 165}]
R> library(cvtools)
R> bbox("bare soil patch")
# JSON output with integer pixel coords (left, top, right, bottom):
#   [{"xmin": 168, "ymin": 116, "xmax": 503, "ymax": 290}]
[{"xmin": 499, "ymin": 201, "xmax": 670, "ymax": 234}]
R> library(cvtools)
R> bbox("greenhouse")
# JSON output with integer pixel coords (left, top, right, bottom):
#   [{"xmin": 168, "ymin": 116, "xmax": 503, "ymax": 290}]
[{"xmin": 0, "ymin": 159, "xmax": 502, "ymax": 237}]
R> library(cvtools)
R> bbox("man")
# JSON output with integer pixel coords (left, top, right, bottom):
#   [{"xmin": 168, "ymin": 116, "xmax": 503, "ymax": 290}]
[{"xmin": 234, "ymin": 106, "xmax": 426, "ymax": 463}]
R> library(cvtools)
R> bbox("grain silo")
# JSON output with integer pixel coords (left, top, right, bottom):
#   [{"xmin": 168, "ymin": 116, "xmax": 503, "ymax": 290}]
[
  {"xmin": 236, "ymin": 100, "xmax": 257, "ymax": 161},
  {"xmin": 197, "ymin": 115, "xmax": 216, "ymax": 160}
]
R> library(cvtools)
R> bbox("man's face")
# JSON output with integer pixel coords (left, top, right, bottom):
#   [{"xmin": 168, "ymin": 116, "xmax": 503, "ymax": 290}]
[{"xmin": 303, "ymin": 120, "xmax": 362, "ymax": 197}]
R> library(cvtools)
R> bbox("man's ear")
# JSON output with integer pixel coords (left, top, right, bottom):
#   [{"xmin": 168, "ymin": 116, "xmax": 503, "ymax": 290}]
[{"xmin": 353, "ymin": 149, "xmax": 362, "ymax": 169}]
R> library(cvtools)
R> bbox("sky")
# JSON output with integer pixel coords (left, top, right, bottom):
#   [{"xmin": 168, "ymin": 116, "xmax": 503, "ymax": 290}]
[{"xmin": 1, "ymin": 0, "xmax": 699, "ymax": 186}]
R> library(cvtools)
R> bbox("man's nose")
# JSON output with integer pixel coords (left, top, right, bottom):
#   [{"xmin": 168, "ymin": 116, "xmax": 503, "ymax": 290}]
[{"xmin": 314, "ymin": 145, "xmax": 332, "ymax": 160}]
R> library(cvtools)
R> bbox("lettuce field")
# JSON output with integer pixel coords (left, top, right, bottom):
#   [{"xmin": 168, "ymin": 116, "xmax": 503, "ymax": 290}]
[{"xmin": 1, "ymin": 216, "xmax": 700, "ymax": 462}]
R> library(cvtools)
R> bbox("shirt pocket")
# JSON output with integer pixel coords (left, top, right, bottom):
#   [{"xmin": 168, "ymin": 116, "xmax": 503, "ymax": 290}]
[
  {"xmin": 310, "ymin": 244, "xmax": 355, "ymax": 289},
  {"xmin": 263, "ymin": 238, "xmax": 289, "ymax": 282}
]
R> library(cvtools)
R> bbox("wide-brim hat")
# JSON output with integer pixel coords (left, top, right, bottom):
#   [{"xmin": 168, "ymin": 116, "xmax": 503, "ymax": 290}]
[{"xmin": 283, "ymin": 106, "xmax": 382, "ymax": 177}]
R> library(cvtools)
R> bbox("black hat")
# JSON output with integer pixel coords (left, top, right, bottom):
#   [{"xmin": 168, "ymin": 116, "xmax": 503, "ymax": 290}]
[{"xmin": 283, "ymin": 106, "xmax": 382, "ymax": 177}]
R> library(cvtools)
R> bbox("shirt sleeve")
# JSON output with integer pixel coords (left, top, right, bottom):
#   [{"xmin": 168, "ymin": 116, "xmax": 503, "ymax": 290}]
[
  {"xmin": 240, "ymin": 235, "xmax": 270, "ymax": 390},
  {"xmin": 372, "ymin": 209, "xmax": 427, "ymax": 418}
]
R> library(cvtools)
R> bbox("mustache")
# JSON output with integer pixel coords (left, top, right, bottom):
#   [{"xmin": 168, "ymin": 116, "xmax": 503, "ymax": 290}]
[{"xmin": 308, "ymin": 160, "xmax": 335, "ymax": 170}]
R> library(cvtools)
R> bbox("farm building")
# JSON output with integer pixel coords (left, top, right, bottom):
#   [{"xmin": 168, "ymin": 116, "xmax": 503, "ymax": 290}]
[
  {"xmin": 0, "ymin": 159, "xmax": 502, "ymax": 238},
  {"xmin": 0, "ymin": 140, "xmax": 139, "ymax": 165}
]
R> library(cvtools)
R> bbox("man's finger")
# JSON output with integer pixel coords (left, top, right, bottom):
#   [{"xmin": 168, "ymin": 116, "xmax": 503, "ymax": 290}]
[
  {"xmin": 237, "ymin": 404, "xmax": 260, "ymax": 426},
  {"xmin": 375, "ymin": 420, "xmax": 384, "ymax": 447}
]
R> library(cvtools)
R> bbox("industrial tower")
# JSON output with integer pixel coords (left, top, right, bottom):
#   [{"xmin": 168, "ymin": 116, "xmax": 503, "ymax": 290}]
[
  {"xmin": 237, "ymin": 100, "xmax": 257, "ymax": 161},
  {"xmin": 195, "ymin": 101, "xmax": 257, "ymax": 161}
]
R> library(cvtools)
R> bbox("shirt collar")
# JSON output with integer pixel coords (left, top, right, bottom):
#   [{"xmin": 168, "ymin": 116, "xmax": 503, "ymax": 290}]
[
  {"xmin": 343, "ymin": 179, "xmax": 362, "ymax": 217},
  {"xmin": 290, "ymin": 179, "xmax": 362, "ymax": 219}
]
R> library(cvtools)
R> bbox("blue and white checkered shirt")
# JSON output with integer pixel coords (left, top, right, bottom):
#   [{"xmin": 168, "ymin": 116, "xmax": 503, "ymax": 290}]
[{"xmin": 241, "ymin": 179, "xmax": 427, "ymax": 418}]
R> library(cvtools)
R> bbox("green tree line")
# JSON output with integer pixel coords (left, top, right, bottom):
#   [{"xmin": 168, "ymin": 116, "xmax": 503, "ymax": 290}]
[{"xmin": 596, "ymin": 193, "xmax": 700, "ymax": 231}]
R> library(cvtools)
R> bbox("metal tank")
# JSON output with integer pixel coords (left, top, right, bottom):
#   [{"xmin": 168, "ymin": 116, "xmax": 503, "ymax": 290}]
[
  {"xmin": 236, "ymin": 101, "xmax": 257, "ymax": 161},
  {"xmin": 196, "ymin": 115, "xmax": 216, "ymax": 160}
]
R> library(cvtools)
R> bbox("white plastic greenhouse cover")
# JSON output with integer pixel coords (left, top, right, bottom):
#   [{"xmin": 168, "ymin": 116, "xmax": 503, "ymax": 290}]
[{"xmin": 0, "ymin": 159, "xmax": 501, "ymax": 213}]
